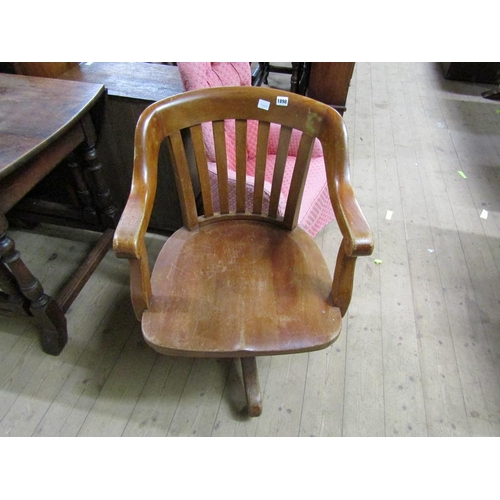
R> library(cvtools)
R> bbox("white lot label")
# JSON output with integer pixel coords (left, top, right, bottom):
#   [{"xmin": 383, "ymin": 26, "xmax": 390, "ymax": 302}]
[{"xmin": 258, "ymin": 99, "xmax": 270, "ymax": 110}]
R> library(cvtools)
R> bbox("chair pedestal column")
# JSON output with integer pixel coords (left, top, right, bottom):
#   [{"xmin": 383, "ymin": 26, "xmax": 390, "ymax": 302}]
[{"xmin": 241, "ymin": 357, "xmax": 262, "ymax": 417}]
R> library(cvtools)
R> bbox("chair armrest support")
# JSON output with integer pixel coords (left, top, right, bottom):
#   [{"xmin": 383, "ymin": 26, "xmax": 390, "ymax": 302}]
[
  {"xmin": 322, "ymin": 119, "xmax": 374, "ymax": 316},
  {"xmin": 331, "ymin": 240, "xmax": 357, "ymax": 316},
  {"xmin": 128, "ymin": 241, "xmax": 152, "ymax": 320},
  {"xmin": 113, "ymin": 112, "xmax": 160, "ymax": 319},
  {"xmin": 113, "ymin": 203, "xmax": 153, "ymax": 320},
  {"xmin": 328, "ymin": 172, "xmax": 374, "ymax": 317},
  {"xmin": 113, "ymin": 196, "xmax": 152, "ymax": 259},
  {"xmin": 335, "ymin": 182, "xmax": 374, "ymax": 258},
  {"xmin": 113, "ymin": 110, "xmax": 160, "ymax": 259},
  {"xmin": 330, "ymin": 192, "xmax": 373, "ymax": 317}
]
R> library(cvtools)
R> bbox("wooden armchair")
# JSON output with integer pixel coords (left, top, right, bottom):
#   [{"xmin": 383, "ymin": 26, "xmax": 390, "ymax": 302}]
[{"xmin": 113, "ymin": 86, "xmax": 373, "ymax": 417}]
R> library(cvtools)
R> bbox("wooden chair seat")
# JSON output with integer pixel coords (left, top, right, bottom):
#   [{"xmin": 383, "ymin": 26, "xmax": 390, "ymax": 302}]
[{"xmin": 143, "ymin": 220, "xmax": 342, "ymax": 357}]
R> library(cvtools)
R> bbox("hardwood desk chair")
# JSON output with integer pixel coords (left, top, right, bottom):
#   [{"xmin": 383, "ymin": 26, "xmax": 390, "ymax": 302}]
[{"xmin": 113, "ymin": 86, "xmax": 373, "ymax": 417}]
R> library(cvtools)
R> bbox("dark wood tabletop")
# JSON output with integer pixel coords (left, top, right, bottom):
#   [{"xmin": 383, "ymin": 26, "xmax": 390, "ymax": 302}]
[
  {"xmin": 59, "ymin": 62, "xmax": 184, "ymax": 101},
  {"xmin": 0, "ymin": 72, "xmax": 116, "ymax": 356},
  {"xmin": 0, "ymin": 73, "xmax": 105, "ymax": 179}
]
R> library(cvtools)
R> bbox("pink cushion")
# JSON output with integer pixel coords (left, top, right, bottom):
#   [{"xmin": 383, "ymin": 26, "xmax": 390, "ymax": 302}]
[
  {"xmin": 177, "ymin": 62, "xmax": 251, "ymax": 89},
  {"xmin": 176, "ymin": 63, "xmax": 334, "ymax": 236},
  {"xmin": 177, "ymin": 63, "xmax": 250, "ymax": 165}
]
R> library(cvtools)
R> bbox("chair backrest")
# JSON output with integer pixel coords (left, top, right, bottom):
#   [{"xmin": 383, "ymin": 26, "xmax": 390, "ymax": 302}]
[
  {"xmin": 177, "ymin": 63, "xmax": 323, "ymax": 166},
  {"xmin": 131, "ymin": 86, "xmax": 349, "ymax": 232}
]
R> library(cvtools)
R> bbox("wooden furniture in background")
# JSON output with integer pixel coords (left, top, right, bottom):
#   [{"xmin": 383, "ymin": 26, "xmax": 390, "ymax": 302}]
[
  {"xmin": 12, "ymin": 62, "xmax": 79, "ymax": 78},
  {"xmin": 251, "ymin": 62, "xmax": 355, "ymax": 115},
  {"xmin": 58, "ymin": 62, "xmax": 186, "ymax": 233},
  {"xmin": 307, "ymin": 62, "xmax": 355, "ymax": 115},
  {"xmin": 0, "ymin": 74, "xmax": 117, "ymax": 355},
  {"xmin": 252, "ymin": 62, "xmax": 310, "ymax": 94},
  {"xmin": 113, "ymin": 86, "xmax": 374, "ymax": 417},
  {"xmin": 442, "ymin": 62, "xmax": 500, "ymax": 84}
]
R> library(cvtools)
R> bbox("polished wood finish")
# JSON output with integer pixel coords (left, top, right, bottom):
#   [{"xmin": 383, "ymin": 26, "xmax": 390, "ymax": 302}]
[
  {"xmin": 143, "ymin": 222, "xmax": 341, "ymax": 356},
  {"xmin": 0, "ymin": 75, "xmax": 102, "ymax": 181},
  {"xmin": 114, "ymin": 86, "xmax": 373, "ymax": 416},
  {"xmin": 307, "ymin": 63, "xmax": 355, "ymax": 115},
  {"xmin": 0, "ymin": 74, "xmax": 117, "ymax": 354},
  {"xmin": 59, "ymin": 62, "xmax": 184, "ymax": 101}
]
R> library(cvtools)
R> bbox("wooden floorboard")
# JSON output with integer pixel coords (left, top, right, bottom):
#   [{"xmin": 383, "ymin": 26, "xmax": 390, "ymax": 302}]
[
  {"xmin": 1, "ymin": 62, "xmax": 500, "ymax": 436},
  {"xmin": 343, "ymin": 62, "xmax": 386, "ymax": 436}
]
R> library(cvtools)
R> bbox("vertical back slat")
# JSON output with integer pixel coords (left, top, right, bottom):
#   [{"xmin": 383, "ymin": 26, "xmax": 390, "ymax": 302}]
[
  {"xmin": 268, "ymin": 125, "xmax": 292, "ymax": 218},
  {"xmin": 168, "ymin": 130, "xmax": 199, "ymax": 230},
  {"xmin": 283, "ymin": 132, "xmax": 315, "ymax": 230},
  {"xmin": 252, "ymin": 121, "xmax": 270, "ymax": 214},
  {"xmin": 235, "ymin": 119, "xmax": 247, "ymax": 213},
  {"xmin": 190, "ymin": 124, "xmax": 213, "ymax": 218},
  {"xmin": 212, "ymin": 120, "xmax": 230, "ymax": 214}
]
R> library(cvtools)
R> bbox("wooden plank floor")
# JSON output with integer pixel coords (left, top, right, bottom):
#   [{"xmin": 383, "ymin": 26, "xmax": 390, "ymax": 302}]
[{"xmin": 1, "ymin": 62, "xmax": 499, "ymax": 436}]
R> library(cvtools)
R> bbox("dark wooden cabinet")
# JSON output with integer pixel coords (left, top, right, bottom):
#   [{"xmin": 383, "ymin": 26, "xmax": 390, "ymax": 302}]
[
  {"xmin": 306, "ymin": 63, "xmax": 355, "ymax": 115},
  {"xmin": 442, "ymin": 63, "xmax": 500, "ymax": 85},
  {"xmin": 59, "ymin": 63, "xmax": 186, "ymax": 233}
]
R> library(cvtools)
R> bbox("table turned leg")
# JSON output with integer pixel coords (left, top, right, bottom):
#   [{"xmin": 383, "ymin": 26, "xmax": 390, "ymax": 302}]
[
  {"xmin": 67, "ymin": 151, "xmax": 99, "ymax": 225},
  {"xmin": 81, "ymin": 143, "xmax": 118, "ymax": 229},
  {"xmin": 79, "ymin": 114, "xmax": 118, "ymax": 229},
  {"xmin": 0, "ymin": 214, "xmax": 67, "ymax": 355},
  {"xmin": 291, "ymin": 62, "xmax": 301, "ymax": 93},
  {"xmin": 0, "ymin": 260, "xmax": 28, "ymax": 315}
]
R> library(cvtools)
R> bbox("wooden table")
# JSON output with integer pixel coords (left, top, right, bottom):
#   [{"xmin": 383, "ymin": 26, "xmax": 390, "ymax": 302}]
[{"xmin": 0, "ymin": 73, "xmax": 117, "ymax": 355}]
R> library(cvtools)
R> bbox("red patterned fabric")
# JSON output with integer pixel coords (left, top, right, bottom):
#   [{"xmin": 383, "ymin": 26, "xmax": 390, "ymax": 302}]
[
  {"xmin": 176, "ymin": 62, "xmax": 334, "ymax": 236},
  {"xmin": 177, "ymin": 62, "xmax": 252, "ymax": 89}
]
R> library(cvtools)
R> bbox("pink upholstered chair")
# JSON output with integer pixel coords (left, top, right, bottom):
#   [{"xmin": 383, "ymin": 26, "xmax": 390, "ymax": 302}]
[{"xmin": 176, "ymin": 62, "xmax": 335, "ymax": 237}]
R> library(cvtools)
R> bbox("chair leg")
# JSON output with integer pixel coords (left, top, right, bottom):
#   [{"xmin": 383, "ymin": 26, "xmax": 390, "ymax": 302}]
[{"xmin": 241, "ymin": 357, "xmax": 262, "ymax": 417}]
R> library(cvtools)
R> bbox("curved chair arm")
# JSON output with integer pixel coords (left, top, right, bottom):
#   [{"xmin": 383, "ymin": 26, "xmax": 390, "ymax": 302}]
[
  {"xmin": 322, "ymin": 116, "xmax": 374, "ymax": 257},
  {"xmin": 322, "ymin": 118, "xmax": 374, "ymax": 316},
  {"xmin": 113, "ymin": 195, "xmax": 153, "ymax": 321},
  {"xmin": 329, "ymin": 183, "xmax": 374, "ymax": 316},
  {"xmin": 113, "ymin": 194, "xmax": 155, "ymax": 260},
  {"xmin": 330, "ymin": 186, "xmax": 373, "ymax": 317},
  {"xmin": 334, "ymin": 181, "xmax": 374, "ymax": 258},
  {"xmin": 113, "ymin": 111, "xmax": 160, "ymax": 320}
]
